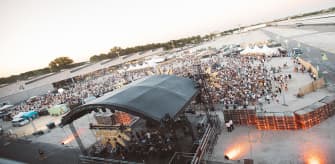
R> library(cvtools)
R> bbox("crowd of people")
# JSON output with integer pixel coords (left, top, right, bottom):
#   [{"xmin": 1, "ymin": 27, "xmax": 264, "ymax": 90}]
[
  {"xmin": 5, "ymin": 44, "xmax": 315, "ymax": 163},
  {"xmin": 200, "ymin": 55, "xmax": 295, "ymax": 108},
  {"xmin": 10, "ymin": 70, "xmax": 147, "ymax": 117},
  {"xmin": 125, "ymin": 129, "xmax": 177, "ymax": 160},
  {"xmin": 11, "ymin": 48, "xmax": 298, "ymax": 115},
  {"xmin": 91, "ymin": 116, "xmax": 190, "ymax": 161},
  {"xmin": 154, "ymin": 52, "xmax": 299, "ymax": 109}
]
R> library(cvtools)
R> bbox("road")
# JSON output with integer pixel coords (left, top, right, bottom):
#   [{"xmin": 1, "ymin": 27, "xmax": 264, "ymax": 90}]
[
  {"xmin": 0, "ymin": 136, "xmax": 79, "ymax": 164},
  {"xmin": 261, "ymin": 25, "xmax": 335, "ymax": 85}
]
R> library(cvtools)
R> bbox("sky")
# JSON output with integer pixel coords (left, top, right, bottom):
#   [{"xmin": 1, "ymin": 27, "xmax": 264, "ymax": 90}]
[{"xmin": 1, "ymin": 0, "xmax": 335, "ymax": 77}]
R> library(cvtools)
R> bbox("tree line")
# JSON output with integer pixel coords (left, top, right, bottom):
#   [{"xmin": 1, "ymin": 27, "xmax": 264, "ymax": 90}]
[
  {"xmin": 0, "ymin": 58, "xmax": 85, "ymax": 86},
  {"xmin": 0, "ymin": 35, "xmax": 206, "ymax": 86},
  {"xmin": 89, "ymin": 35, "xmax": 203, "ymax": 62}
]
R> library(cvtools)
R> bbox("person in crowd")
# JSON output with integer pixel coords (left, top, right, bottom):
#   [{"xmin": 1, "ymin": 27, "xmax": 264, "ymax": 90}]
[{"xmin": 229, "ymin": 119, "xmax": 234, "ymax": 131}]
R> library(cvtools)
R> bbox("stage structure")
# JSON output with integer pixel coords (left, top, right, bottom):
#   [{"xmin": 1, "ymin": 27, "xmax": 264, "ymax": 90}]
[
  {"xmin": 60, "ymin": 75, "xmax": 199, "ymax": 155},
  {"xmin": 60, "ymin": 75, "xmax": 199, "ymax": 126}
]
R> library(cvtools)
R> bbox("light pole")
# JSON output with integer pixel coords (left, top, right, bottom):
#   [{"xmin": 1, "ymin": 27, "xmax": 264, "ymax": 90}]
[
  {"xmin": 282, "ymin": 39, "xmax": 288, "ymax": 106},
  {"xmin": 284, "ymin": 39, "xmax": 289, "ymax": 55},
  {"xmin": 30, "ymin": 118, "xmax": 37, "ymax": 134},
  {"xmin": 281, "ymin": 85, "xmax": 288, "ymax": 106},
  {"xmin": 248, "ymin": 126, "xmax": 253, "ymax": 159}
]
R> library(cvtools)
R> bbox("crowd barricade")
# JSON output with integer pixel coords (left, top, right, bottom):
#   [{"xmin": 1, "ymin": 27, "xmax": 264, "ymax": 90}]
[
  {"xmin": 222, "ymin": 106, "xmax": 256, "ymax": 126},
  {"xmin": 222, "ymin": 96, "xmax": 335, "ymax": 130},
  {"xmin": 294, "ymin": 102, "xmax": 327, "ymax": 129},
  {"xmin": 254, "ymin": 112, "xmax": 299, "ymax": 130},
  {"xmin": 297, "ymin": 78, "xmax": 325, "ymax": 97},
  {"xmin": 320, "ymin": 96, "xmax": 335, "ymax": 116},
  {"xmin": 297, "ymin": 57, "xmax": 318, "ymax": 78}
]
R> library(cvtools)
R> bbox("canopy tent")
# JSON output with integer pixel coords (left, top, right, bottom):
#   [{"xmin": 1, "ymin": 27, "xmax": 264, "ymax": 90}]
[
  {"xmin": 262, "ymin": 45, "xmax": 279, "ymax": 56},
  {"xmin": 146, "ymin": 55, "xmax": 165, "ymax": 63},
  {"xmin": 240, "ymin": 46, "xmax": 253, "ymax": 55},
  {"xmin": 127, "ymin": 63, "xmax": 154, "ymax": 71},
  {"xmin": 48, "ymin": 104, "xmax": 69, "ymax": 116},
  {"xmin": 60, "ymin": 75, "xmax": 199, "ymax": 126},
  {"xmin": 241, "ymin": 45, "xmax": 280, "ymax": 56},
  {"xmin": 253, "ymin": 46, "xmax": 263, "ymax": 54}
]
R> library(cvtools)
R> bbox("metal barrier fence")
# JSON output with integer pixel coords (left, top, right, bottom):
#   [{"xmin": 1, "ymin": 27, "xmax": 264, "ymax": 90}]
[
  {"xmin": 168, "ymin": 152, "xmax": 195, "ymax": 164},
  {"xmin": 79, "ymin": 155, "xmax": 143, "ymax": 164},
  {"xmin": 168, "ymin": 120, "xmax": 221, "ymax": 164},
  {"xmin": 191, "ymin": 124, "xmax": 219, "ymax": 164}
]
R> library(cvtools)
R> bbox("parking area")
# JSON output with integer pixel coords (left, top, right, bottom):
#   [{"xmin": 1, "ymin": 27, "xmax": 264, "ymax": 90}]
[{"xmin": 1, "ymin": 115, "xmax": 63, "ymax": 138}]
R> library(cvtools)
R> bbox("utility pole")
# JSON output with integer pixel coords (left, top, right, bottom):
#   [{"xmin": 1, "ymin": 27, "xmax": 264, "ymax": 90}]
[
  {"xmin": 30, "ymin": 118, "xmax": 37, "ymax": 134},
  {"xmin": 69, "ymin": 123, "xmax": 87, "ymax": 155}
]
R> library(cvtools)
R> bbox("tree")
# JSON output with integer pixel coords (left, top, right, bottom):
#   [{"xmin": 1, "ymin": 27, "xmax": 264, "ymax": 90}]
[{"xmin": 49, "ymin": 56, "xmax": 74, "ymax": 72}]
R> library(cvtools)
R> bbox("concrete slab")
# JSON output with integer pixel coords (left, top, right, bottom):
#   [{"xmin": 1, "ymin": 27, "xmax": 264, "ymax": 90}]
[
  {"xmin": 265, "ymin": 27, "xmax": 335, "ymax": 54},
  {"xmin": 261, "ymin": 57, "xmax": 334, "ymax": 112},
  {"xmin": 30, "ymin": 113, "xmax": 97, "ymax": 149},
  {"xmin": 212, "ymin": 116, "xmax": 335, "ymax": 163}
]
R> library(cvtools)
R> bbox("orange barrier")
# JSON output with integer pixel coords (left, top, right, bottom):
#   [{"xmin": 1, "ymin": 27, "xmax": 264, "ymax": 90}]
[
  {"xmin": 255, "ymin": 112, "xmax": 299, "ymax": 130},
  {"xmin": 223, "ymin": 107, "xmax": 256, "ymax": 125},
  {"xmin": 223, "ymin": 96, "xmax": 335, "ymax": 130}
]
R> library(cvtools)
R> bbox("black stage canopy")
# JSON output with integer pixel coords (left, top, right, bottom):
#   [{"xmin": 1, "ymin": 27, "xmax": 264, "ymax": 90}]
[{"xmin": 60, "ymin": 75, "xmax": 198, "ymax": 126}]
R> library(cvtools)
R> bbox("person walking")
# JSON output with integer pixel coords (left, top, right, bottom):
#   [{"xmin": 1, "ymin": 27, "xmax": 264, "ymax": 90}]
[
  {"xmin": 38, "ymin": 148, "xmax": 46, "ymax": 160},
  {"xmin": 225, "ymin": 121, "xmax": 231, "ymax": 132}
]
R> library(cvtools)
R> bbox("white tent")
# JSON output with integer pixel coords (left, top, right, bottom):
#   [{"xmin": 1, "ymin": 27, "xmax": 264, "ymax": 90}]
[
  {"xmin": 253, "ymin": 46, "xmax": 262, "ymax": 54},
  {"xmin": 240, "ymin": 46, "xmax": 253, "ymax": 55},
  {"xmin": 127, "ymin": 62, "xmax": 154, "ymax": 71},
  {"xmin": 262, "ymin": 45, "xmax": 274, "ymax": 56},
  {"xmin": 264, "ymin": 45, "xmax": 280, "ymax": 56},
  {"xmin": 147, "ymin": 55, "xmax": 165, "ymax": 63}
]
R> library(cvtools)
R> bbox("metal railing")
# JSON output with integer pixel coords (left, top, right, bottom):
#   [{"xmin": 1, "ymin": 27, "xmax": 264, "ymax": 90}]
[
  {"xmin": 191, "ymin": 125, "xmax": 218, "ymax": 164},
  {"xmin": 168, "ymin": 152, "xmax": 195, "ymax": 164},
  {"xmin": 79, "ymin": 155, "xmax": 143, "ymax": 164}
]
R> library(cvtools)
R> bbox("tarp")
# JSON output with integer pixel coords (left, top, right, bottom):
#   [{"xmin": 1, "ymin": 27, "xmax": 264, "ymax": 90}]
[
  {"xmin": 48, "ymin": 104, "xmax": 68, "ymax": 116},
  {"xmin": 60, "ymin": 75, "xmax": 198, "ymax": 126},
  {"xmin": 22, "ymin": 111, "xmax": 38, "ymax": 119}
]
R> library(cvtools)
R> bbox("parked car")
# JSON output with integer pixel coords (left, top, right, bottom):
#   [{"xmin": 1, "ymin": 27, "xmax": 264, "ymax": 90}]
[{"xmin": 12, "ymin": 117, "xmax": 29, "ymax": 127}]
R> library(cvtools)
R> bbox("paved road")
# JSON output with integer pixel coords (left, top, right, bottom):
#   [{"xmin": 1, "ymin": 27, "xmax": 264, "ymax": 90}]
[{"xmin": 261, "ymin": 26, "xmax": 335, "ymax": 85}]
